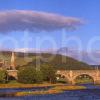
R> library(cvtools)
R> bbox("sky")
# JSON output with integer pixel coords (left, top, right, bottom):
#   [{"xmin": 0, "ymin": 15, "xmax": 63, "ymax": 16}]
[{"xmin": 0, "ymin": 0, "xmax": 100, "ymax": 51}]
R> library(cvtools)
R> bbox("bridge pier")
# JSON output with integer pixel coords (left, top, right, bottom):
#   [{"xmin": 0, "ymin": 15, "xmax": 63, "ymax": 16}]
[
  {"xmin": 68, "ymin": 80, "xmax": 75, "ymax": 85},
  {"xmin": 68, "ymin": 70, "xmax": 75, "ymax": 85},
  {"xmin": 94, "ymin": 79, "xmax": 100, "ymax": 84}
]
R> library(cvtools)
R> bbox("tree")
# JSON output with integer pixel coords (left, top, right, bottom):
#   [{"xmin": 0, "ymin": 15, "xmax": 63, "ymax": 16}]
[
  {"xmin": 0, "ymin": 70, "xmax": 7, "ymax": 83},
  {"xmin": 35, "ymin": 70, "xmax": 43, "ymax": 83},
  {"xmin": 17, "ymin": 66, "xmax": 43, "ymax": 84},
  {"xmin": 18, "ymin": 67, "xmax": 37, "ymax": 84},
  {"xmin": 41, "ymin": 64, "xmax": 56, "ymax": 83}
]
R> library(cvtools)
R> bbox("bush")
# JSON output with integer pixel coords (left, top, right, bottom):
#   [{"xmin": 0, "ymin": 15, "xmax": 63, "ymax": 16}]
[{"xmin": 0, "ymin": 70, "xmax": 7, "ymax": 83}]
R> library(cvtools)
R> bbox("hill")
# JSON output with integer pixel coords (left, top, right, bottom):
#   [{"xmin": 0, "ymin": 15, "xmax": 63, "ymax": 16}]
[
  {"xmin": 57, "ymin": 47, "xmax": 100, "ymax": 65},
  {"xmin": 24, "ymin": 53, "xmax": 93, "ymax": 70},
  {"xmin": 0, "ymin": 51, "xmax": 92, "ymax": 70}
]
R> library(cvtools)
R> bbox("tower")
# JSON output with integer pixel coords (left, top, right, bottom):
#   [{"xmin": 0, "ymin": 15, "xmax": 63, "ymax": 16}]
[{"xmin": 11, "ymin": 52, "xmax": 16, "ymax": 70}]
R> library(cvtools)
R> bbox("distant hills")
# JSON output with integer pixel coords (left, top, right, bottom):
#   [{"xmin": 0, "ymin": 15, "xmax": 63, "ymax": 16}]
[
  {"xmin": 57, "ymin": 47, "xmax": 100, "ymax": 65},
  {"xmin": 24, "ymin": 53, "xmax": 93, "ymax": 70},
  {"xmin": 12, "ymin": 47, "xmax": 100, "ymax": 65},
  {"xmin": 0, "ymin": 51, "xmax": 93, "ymax": 70}
]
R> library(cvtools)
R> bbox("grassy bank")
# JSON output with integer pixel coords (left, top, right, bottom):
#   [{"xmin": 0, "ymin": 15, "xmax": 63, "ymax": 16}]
[
  {"xmin": 53, "ymin": 85, "xmax": 86, "ymax": 91},
  {"xmin": 15, "ymin": 85, "xmax": 86, "ymax": 96},
  {"xmin": 0, "ymin": 82, "xmax": 63, "ymax": 88},
  {"xmin": 0, "ymin": 81, "xmax": 86, "ymax": 96}
]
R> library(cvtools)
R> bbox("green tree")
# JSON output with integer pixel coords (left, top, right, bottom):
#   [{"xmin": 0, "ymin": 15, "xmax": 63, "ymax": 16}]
[
  {"xmin": 41, "ymin": 64, "xmax": 56, "ymax": 83},
  {"xmin": 0, "ymin": 70, "xmax": 7, "ymax": 83},
  {"xmin": 18, "ymin": 67, "xmax": 37, "ymax": 84},
  {"xmin": 35, "ymin": 70, "xmax": 43, "ymax": 83},
  {"xmin": 18, "ymin": 67, "xmax": 43, "ymax": 84}
]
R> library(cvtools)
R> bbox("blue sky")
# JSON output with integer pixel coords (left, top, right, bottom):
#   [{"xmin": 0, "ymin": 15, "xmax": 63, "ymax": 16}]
[{"xmin": 0, "ymin": 0, "xmax": 100, "ymax": 51}]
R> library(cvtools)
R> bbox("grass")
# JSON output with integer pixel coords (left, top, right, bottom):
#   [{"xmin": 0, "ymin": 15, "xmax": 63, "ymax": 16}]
[
  {"xmin": 15, "ymin": 85, "xmax": 86, "ymax": 96},
  {"xmin": 75, "ymin": 79, "xmax": 93, "ymax": 84},
  {"xmin": 7, "ymin": 80, "xmax": 20, "ymax": 84},
  {"xmin": 15, "ymin": 89, "xmax": 63, "ymax": 96},
  {"xmin": 53, "ymin": 85, "xmax": 86, "ymax": 91},
  {"xmin": 0, "ymin": 81, "xmax": 63, "ymax": 88}
]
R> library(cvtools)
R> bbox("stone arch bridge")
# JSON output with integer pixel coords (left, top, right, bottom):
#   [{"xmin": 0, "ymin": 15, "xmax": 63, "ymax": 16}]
[
  {"xmin": 57, "ymin": 70, "xmax": 100, "ymax": 84},
  {"xmin": 6, "ymin": 69, "xmax": 100, "ymax": 84}
]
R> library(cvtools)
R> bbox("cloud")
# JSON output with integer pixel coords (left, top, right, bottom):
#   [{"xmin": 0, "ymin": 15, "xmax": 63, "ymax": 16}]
[{"xmin": 0, "ymin": 10, "xmax": 83, "ymax": 33}]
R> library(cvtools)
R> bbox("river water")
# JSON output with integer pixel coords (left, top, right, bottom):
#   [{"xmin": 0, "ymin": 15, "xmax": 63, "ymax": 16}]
[{"xmin": 0, "ymin": 85, "xmax": 100, "ymax": 100}]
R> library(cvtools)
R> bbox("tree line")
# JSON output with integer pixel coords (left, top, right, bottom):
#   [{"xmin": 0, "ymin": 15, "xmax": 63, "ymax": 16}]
[{"xmin": 0, "ymin": 64, "xmax": 56, "ymax": 84}]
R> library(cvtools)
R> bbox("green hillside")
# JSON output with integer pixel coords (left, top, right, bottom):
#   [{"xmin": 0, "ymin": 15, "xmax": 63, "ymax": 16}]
[
  {"xmin": 23, "ymin": 53, "xmax": 92, "ymax": 70},
  {"xmin": 0, "ymin": 51, "xmax": 92, "ymax": 70}
]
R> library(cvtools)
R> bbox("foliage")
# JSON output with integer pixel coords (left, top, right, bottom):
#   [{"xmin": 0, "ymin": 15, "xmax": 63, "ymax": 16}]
[
  {"xmin": 35, "ymin": 70, "xmax": 43, "ymax": 83},
  {"xmin": 18, "ymin": 67, "xmax": 37, "ymax": 84},
  {"xmin": 18, "ymin": 64, "xmax": 56, "ymax": 84},
  {"xmin": 41, "ymin": 64, "xmax": 56, "ymax": 83},
  {"xmin": 0, "ymin": 70, "xmax": 7, "ymax": 83},
  {"xmin": 17, "ymin": 67, "xmax": 43, "ymax": 84}
]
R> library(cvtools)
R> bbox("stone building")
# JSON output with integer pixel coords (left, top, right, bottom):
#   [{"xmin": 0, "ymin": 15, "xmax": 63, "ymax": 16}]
[{"xmin": 0, "ymin": 52, "xmax": 16, "ymax": 70}]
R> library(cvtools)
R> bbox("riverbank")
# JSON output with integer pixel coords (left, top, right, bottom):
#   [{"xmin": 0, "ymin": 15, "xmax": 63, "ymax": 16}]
[
  {"xmin": 15, "ymin": 85, "xmax": 86, "ymax": 96},
  {"xmin": 0, "ymin": 83, "xmax": 63, "ymax": 88},
  {"xmin": 0, "ymin": 82, "xmax": 86, "ymax": 97}
]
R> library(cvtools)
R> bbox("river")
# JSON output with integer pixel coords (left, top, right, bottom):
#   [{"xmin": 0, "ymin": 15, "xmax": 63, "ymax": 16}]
[{"xmin": 0, "ymin": 85, "xmax": 100, "ymax": 100}]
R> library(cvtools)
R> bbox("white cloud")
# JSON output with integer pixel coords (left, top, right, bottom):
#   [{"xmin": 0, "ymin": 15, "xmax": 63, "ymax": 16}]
[{"xmin": 0, "ymin": 10, "xmax": 83, "ymax": 33}]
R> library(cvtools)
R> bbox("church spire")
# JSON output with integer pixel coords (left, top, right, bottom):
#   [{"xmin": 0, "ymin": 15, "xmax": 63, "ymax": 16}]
[{"xmin": 11, "ymin": 52, "xmax": 16, "ymax": 70}]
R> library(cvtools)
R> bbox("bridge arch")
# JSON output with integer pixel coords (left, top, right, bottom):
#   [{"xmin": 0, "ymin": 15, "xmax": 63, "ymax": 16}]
[
  {"xmin": 57, "ymin": 73, "xmax": 70, "ymax": 84},
  {"xmin": 56, "ymin": 70, "xmax": 99, "ymax": 85},
  {"xmin": 7, "ymin": 70, "xmax": 18, "ymax": 80},
  {"xmin": 8, "ymin": 75, "xmax": 16, "ymax": 80},
  {"xmin": 74, "ymin": 74, "xmax": 95, "ymax": 84}
]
